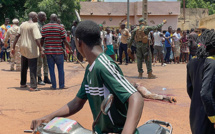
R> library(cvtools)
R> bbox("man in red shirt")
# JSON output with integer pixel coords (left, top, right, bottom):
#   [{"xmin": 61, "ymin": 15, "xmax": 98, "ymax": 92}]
[{"xmin": 41, "ymin": 14, "xmax": 72, "ymax": 89}]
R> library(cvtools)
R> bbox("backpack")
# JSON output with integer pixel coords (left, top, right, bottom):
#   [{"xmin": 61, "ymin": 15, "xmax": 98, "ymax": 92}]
[{"xmin": 135, "ymin": 26, "xmax": 148, "ymax": 43}]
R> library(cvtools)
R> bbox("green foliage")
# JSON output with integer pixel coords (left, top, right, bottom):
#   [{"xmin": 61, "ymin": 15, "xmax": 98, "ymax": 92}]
[
  {"xmin": 179, "ymin": 0, "xmax": 215, "ymax": 15},
  {"xmin": 0, "ymin": 0, "xmax": 26, "ymax": 25},
  {"xmin": 0, "ymin": 0, "xmax": 80, "ymax": 29},
  {"xmin": 25, "ymin": 0, "xmax": 80, "ymax": 29}
]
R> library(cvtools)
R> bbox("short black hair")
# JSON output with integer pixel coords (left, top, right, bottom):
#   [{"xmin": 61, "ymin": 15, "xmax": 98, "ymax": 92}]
[
  {"xmin": 73, "ymin": 20, "xmax": 78, "ymax": 24},
  {"xmin": 75, "ymin": 20, "xmax": 101, "ymax": 48},
  {"xmin": 187, "ymin": 30, "xmax": 190, "ymax": 34},
  {"xmin": 191, "ymin": 28, "xmax": 194, "ymax": 32},
  {"xmin": 177, "ymin": 28, "xmax": 181, "ymax": 31}
]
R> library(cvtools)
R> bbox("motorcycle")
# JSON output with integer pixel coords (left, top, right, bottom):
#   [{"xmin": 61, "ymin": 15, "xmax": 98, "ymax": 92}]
[{"xmin": 24, "ymin": 94, "xmax": 172, "ymax": 134}]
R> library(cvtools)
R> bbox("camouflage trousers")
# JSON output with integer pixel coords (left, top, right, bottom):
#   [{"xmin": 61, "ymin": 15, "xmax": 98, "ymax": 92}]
[
  {"xmin": 37, "ymin": 53, "xmax": 49, "ymax": 77},
  {"xmin": 10, "ymin": 45, "xmax": 21, "ymax": 71},
  {"xmin": 136, "ymin": 42, "xmax": 152, "ymax": 74}
]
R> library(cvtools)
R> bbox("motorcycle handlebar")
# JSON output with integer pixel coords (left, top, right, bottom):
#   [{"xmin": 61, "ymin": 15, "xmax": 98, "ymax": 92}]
[{"xmin": 24, "ymin": 130, "xmax": 33, "ymax": 133}]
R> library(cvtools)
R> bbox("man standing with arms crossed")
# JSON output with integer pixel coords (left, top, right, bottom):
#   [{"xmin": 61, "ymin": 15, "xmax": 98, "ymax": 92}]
[
  {"xmin": 12, "ymin": 12, "xmax": 44, "ymax": 91},
  {"xmin": 4, "ymin": 18, "xmax": 21, "ymax": 71},
  {"xmin": 37, "ymin": 11, "xmax": 51, "ymax": 85},
  {"xmin": 129, "ymin": 18, "xmax": 166, "ymax": 79}
]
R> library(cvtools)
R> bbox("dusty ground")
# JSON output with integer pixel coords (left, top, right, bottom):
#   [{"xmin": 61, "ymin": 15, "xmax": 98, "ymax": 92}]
[{"xmin": 0, "ymin": 61, "xmax": 191, "ymax": 134}]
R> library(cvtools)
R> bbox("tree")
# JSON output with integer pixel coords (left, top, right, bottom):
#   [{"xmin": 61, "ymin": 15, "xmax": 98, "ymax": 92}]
[
  {"xmin": 179, "ymin": 0, "xmax": 215, "ymax": 15},
  {"xmin": 0, "ymin": 0, "xmax": 27, "ymax": 25},
  {"xmin": 24, "ymin": 0, "xmax": 80, "ymax": 29}
]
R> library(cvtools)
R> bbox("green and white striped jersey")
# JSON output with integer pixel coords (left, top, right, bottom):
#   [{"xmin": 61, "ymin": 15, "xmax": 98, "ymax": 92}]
[{"xmin": 77, "ymin": 53, "xmax": 137, "ymax": 134}]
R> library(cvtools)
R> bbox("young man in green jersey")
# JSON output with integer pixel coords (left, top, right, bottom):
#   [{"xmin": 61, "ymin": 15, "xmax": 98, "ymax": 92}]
[{"xmin": 31, "ymin": 20, "xmax": 144, "ymax": 134}]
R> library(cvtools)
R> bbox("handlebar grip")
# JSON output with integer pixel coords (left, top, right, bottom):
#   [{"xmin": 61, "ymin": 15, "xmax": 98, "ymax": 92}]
[
  {"xmin": 152, "ymin": 120, "xmax": 170, "ymax": 126},
  {"xmin": 24, "ymin": 130, "xmax": 33, "ymax": 133}
]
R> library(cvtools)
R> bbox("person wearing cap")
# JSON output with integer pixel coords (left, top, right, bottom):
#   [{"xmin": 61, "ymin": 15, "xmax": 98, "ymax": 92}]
[
  {"xmin": 129, "ymin": 18, "xmax": 167, "ymax": 79},
  {"xmin": 4, "ymin": 18, "xmax": 21, "ymax": 71}
]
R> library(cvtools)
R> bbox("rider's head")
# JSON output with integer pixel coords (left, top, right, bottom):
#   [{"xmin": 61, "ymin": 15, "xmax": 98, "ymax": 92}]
[{"xmin": 75, "ymin": 20, "xmax": 101, "ymax": 58}]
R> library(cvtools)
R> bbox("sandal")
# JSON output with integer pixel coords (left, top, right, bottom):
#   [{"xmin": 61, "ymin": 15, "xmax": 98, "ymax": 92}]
[
  {"xmin": 20, "ymin": 85, "xmax": 28, "ymax": 88},
  {"xmin": 50, "ymin": 86, "xmax": 56, "ymax": 90},
  {"xmin": 28, "ymin": 88, "xmax": 40, "ymax": 92}
]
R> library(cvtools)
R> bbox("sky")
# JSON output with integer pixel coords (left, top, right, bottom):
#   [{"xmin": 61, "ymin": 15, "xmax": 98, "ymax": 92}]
[{"xmin": 103, "ymin": 0, "xmax": 177, "ymax": 2}]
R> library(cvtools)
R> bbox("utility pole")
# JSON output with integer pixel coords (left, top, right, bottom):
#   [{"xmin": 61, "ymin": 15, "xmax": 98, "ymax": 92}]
[
  {"xmin": 142, "ymin": 0, "xmax": 148, "ymax": 25},
  {"xmin": 183, "ymin": 0, "xmax": 186, "ymax": 24},
  {"xmin": 127, "ymin": 0, "xmax": 130, "ymax": 29}
]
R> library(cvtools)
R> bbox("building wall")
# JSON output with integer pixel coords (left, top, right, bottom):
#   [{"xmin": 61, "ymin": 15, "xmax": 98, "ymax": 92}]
[
  {"xmin": 148, "ymin": 15, "xmax": 178, "ymax": 30},
  {"xmin": 199, "ymin": 14, "xmax": 215, "ymax": 29},
  {"xmin": 80, "ymin": 1, "xmax": 180, "ymax": 30},
  {"xmin": 82, "ymin": 15, "xmax": 178, "ymax": 30},
  {"xmin": 177, "ymin": 8, "xmax": 209, "ymax": 30}
]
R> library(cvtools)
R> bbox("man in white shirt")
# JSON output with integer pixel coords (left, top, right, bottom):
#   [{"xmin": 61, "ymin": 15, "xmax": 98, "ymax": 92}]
[
  {"xmin": 153, "ymin": 29, "xmax": 166, "ymax": 66},
  {"xmin": 172, "ymin": 28, "xmax": 181, "ymax": 64},
  {"xmin": 104, "ymin": 27, "xmax": 115, "ymax": 60},
  {"xmin": 12, "ymin": 12, "xmax": 44, "ymax": 91}
]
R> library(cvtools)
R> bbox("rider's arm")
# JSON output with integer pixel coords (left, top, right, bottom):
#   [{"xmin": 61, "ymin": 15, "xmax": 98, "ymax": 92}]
[
  {"xmin": 31, "ymin": 97, "xmax": 87, "ymax": 131},
  {"xmin": 122, "ymin": 92, "xmax": 144, "ymax": 134}
]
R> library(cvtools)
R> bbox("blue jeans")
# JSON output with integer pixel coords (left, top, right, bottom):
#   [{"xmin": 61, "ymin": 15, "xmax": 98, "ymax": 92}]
[
  {"xmin": 0, "ymin": 47, "xmax": 9, "ymax": 61},
  {"xmin": 46, "ymin": 54, "xmax": 65, "ymax": 89},
  {"xmin": 164, "ymin": 47, "xmax": 171, "ymax": 62}
]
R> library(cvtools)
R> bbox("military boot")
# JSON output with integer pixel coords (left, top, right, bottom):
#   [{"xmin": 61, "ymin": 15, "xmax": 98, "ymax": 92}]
[
  {"xmin": 138, "ymin": 73, "xmax": 143, "ymax": 79},
  {"xmin": 148, "ymin": 72, "xmax": 156, "ymax": 79},
  {"xmin": 38, "ymin": 77, "xmax": 45, "ymax": 85},
  {"xmin": 44, "ymin": 76, "xmax": 51, "ymax": 84}
]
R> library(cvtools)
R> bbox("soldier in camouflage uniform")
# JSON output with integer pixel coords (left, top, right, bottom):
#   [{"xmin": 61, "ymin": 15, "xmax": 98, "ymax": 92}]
[
  {"xmin": 37, "ymin": 12, "xmax": 51, "ymax": 85},
  {"xmin": 129, "ymin": 18, "xmax": 167, "ymax": 79},
  {"xmin": 4, "ymin": 19, "xmax": 21, "ymax": 71}
]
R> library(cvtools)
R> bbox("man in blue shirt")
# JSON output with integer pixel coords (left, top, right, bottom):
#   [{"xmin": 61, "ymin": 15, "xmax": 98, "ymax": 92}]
[{"xmin": 164, "ymin": 26, "xmax": 172, "ymax": 63}]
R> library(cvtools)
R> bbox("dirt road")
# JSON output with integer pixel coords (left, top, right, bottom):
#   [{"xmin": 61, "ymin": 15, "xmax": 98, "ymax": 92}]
[{"xmin": 0, "ymin": 61, "xmax": 191, "ymax": 134}]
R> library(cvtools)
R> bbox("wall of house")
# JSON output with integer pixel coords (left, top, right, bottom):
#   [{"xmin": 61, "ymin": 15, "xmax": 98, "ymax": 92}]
[
  {"xmin": 147, "ymin": 15, "xmax": 178, "ymax": 30},
  {"xmin": 199, "ymin": 14, "xmax": 215, "ymax": 29},
  {"xmin": 177, "ymin": 8, "xmax": 209, "ymax": 30},
  {"xmin": 82, "ymin": 15, "xmax": 178, "ymax": 30}
]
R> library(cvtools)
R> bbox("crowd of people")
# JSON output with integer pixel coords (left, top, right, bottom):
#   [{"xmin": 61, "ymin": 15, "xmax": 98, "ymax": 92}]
[
  {"xmin": 1, "ymin": 14, "xmax": 211, "ymax": 81},
  {"xmin": 1, "ymin": 10, "xmax": 215, "ymax": 134}
]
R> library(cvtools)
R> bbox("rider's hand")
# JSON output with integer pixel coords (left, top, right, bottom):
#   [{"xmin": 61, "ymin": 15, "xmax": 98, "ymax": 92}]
[
  {"xmin": 163, "ymin": 19, "xmax": 167, "ymax": 24},
  {"xmin": 31, "ymin": 116, "xmax": 51, "ymax": 132}
]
